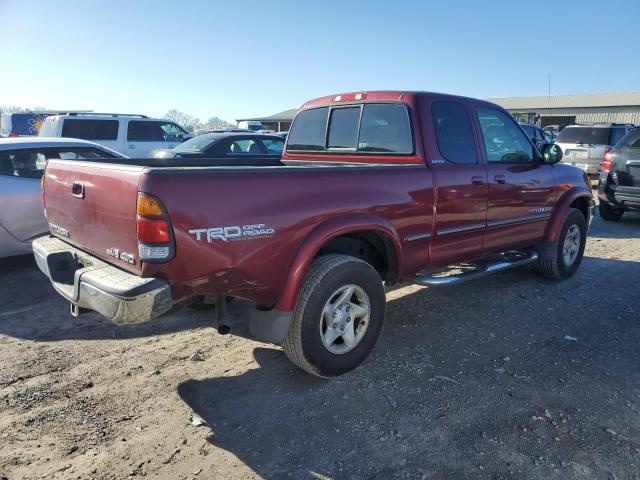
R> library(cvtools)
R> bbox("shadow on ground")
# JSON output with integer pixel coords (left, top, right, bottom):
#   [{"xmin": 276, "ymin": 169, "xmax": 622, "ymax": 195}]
[
  {"xmin": 0, "ymin": 255, "xmax": 213, "ymax": 341},
  {"xmin": 178, "ymin": 254, "xmax": 640, "ymax": 479}
]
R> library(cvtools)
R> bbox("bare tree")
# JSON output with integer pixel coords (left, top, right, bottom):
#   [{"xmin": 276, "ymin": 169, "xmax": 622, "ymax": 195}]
[
  {"xmin": 164, "ymin": 109, "xmax": 200, "ymax": 132},
  {"xmin": 0, "ymin": 105, "xmax": 24, "ymax": 114},
  {"xmin": 205, "ymin": 116, "xmax": 234, "ymax": 129}
]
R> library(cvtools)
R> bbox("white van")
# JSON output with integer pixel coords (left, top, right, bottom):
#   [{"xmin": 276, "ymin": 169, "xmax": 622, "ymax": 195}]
[{"xmin": 38, "ymin": 113, "xmax": 193, "ymax": 157}]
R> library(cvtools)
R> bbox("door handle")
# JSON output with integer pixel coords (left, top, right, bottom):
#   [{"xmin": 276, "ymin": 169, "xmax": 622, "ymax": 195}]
[
  {"xmin": 494, "ymin": 175, "xmax": 506, "ymax": 184},
  {"xmin": 471, "ymin": 176, "xmax": 484, "ymax": 185},
  {"xmin": 128, "ymin": 144, "xmax": 136, "ymax": 149},
  {"xmin": 72, "ymin": 181, "xmax": 85, "ymax": 199}
]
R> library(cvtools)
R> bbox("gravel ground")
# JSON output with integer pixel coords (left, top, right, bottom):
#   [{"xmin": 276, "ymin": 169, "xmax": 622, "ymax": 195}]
[{"xmin": 0, "ymin": 209, "xmax": 639, "ymax": 480}]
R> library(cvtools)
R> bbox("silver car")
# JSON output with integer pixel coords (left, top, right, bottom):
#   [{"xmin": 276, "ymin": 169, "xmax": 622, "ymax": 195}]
[
  {"xmin": 0, "ymin": 137, "xmax": 123, "ymax": 258},
  {"xmin": 555, "ymin": 123, "xmax": 634, "ymax": 178}
]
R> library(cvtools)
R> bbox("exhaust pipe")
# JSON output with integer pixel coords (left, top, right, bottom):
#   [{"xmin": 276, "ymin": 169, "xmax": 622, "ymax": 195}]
[{"xmin": 215, "ymin": 295, "xmax": 231, "ymax": 335}]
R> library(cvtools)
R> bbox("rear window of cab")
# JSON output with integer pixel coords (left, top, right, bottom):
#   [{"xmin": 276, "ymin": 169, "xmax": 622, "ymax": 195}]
[{"xmin": 286, "ymin": 103, "xmax": 413, "ymax": 154}]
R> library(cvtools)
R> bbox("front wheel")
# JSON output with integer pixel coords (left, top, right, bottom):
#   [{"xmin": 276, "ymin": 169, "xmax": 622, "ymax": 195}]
[
  {"xmin": 535, "ymin": 207, "xmax": 587, "ymax": 280},
  {"xmin": 599, "ymin": 201, "xmax": 624, "ymax": 222},
  {"xmin": 282, "ymin": 254, "xmax": 386, "ymax": 377}
]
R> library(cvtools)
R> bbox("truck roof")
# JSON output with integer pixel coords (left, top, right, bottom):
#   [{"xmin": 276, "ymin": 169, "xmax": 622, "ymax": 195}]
[{"xmin": 300, "ymin": 90, "xmax": 491, "ymax": 109}]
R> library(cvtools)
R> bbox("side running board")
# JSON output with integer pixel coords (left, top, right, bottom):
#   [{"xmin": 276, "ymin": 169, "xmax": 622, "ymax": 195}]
[{"xmin": 413, "ymin": 251, "xmax": 538, "ymax": 287}]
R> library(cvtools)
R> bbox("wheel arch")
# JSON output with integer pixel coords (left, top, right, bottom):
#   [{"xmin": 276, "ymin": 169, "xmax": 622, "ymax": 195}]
[
  {"xmin": 545, "ymin": 187, "xmax": 593, "ymax": 243},
  {"xmin": 275, "ymin": 214, "xmax": 402, "ymax": 312}
]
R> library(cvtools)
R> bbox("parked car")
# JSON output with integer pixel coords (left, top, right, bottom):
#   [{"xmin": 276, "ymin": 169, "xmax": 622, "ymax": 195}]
[
  {"xmin": 275, "ymin": 131, "xmax": 288, "ymax": 138},
  {"xmin": 519, "ymin": 123, "xmax": 549, "ymax": 150},
  {"xmin": 555, "ymin": 123, "xmax": 635, "ymax": 178},
  {"xmin": 597, "ymin": 126, "xmax": 640, "ymax": 221},
  {"xmin": 0, "ymin": 111, "xmax": 92, "ymax": 137},
  {"xmin": 542, "ymin": 124, "xmax": 567, "ymax": 141},
  {"xmin": 34, "ymin": 90, "xmax": 593, "ymax": 377},
  {"xmin": 149, "ymin": 132, "xmax": 285, "ymax": 164},
  {"xmin": 0, "ymin": 137, "xmax": 123, "ymax": 257},
  {"xmin": 38, "ymin": 113, "xmax": 193, "ymax": 157}
]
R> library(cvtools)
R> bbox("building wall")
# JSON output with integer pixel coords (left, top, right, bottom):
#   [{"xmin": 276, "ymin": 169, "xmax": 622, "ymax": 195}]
[
  {"xmin": 508, "ymin": 106, "xmax": 640, "ymax": 125},
  {"xmin": 260, "ymin": 121, "xmax": 292, "ymax": 132}
]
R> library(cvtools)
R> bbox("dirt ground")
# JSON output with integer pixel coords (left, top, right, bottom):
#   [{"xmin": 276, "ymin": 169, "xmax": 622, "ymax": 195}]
[{"xmin": 1, "ymin": 208, "xmax": 639, "ymax": 480}]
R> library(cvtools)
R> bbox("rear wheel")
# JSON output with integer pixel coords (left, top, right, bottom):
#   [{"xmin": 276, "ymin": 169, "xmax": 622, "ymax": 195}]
[
  {"xmin": 282, "ymin": 254, "xmax": 385, "ymax": 378},
  {"xmin": 599, "ymin": 201, "xmax": 624, "ymax": 221},
  {"xmin": 535, "ymin": 208, "xmax": 587, "ymax": 280}
]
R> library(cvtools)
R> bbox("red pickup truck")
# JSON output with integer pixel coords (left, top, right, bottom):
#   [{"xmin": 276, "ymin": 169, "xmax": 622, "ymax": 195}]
[{"xmin": 34, "ymin": 91, "xmax": 594, "ymax": 377}]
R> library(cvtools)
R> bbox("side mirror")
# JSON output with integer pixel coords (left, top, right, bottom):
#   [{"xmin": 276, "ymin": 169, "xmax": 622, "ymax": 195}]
[
  {"xmin": 541, "ymin": 143, "xmax": 562, "ymax": 164},
  {"xmin": 180, "ymin": 133, "xmax": 194, "ymax": 142}
]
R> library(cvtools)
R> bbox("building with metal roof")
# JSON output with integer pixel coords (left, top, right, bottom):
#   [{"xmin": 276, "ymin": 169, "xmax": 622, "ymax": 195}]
[{"xmin": 487, "ymin": 91, "xmax": 640, "ymax": 126}]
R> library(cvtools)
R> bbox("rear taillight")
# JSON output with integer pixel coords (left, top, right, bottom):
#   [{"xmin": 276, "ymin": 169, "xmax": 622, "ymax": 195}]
[
  {"xmin": 136, "ymin": 193, "xmax": 173, "ymax": 262},
  {"xmin": 602, "ymin": 147, "xmax": 613, "ymax": 173},
  {"xmin": 9, "ymin": 131, "xmax": 18, "ymax": 137},
  {"xmin": 40, "ymin": 174, "xmax": 46, "ymax": 209},
  {"xmin": 136, "ymin": 218, "xmax": 170, "ymax": 243}
]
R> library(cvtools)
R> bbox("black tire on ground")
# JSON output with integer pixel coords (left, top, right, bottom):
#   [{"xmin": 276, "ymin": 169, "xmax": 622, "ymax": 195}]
[
  {"xmin": 535, "ymin": 207, "xmax": 587, "ymax": 280},
  {"xmin": 282, "ymin": 254, "xmax": 386, "ymax": 378},
  {"xmin": 599, "ymin": 201, "xmax": 624, "ymax": 222}
]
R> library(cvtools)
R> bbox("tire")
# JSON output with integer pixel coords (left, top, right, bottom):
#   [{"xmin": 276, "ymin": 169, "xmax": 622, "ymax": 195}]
[
  {"xmin": 535, "ymin": 207, "xmax": 587, "ymax": 280},
  {"xmin": 599, "ymin": 201, "xmax": 624, "ymax": 222},
  {"xmin": 282, "ymin": 254, "xmax": 386, "ymax": 378}
]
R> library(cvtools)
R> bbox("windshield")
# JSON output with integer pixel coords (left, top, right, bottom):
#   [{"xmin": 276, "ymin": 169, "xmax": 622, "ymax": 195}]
[
  {"xmin": 555, "ymin": 127, "xmax": 610, "ymax": 145},
  {"xmin": 614, "ymin": 129, "xmax": 640, "ymax": 151},
  {"xmin": 174, "ymin": 135, "xmax": 216, "ymax": 153}
]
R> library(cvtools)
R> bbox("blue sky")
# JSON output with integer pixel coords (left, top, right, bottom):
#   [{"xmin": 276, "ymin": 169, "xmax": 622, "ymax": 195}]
[{"xmin": 1, "ymin": 0, "xmax": 638, "ymax": 122}]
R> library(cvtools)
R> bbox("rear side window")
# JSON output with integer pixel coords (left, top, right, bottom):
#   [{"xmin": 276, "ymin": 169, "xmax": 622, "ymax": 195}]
[
  {"xmin": 62, "ymin": 119, "xmax": 118, "ymax": 141},
  {"xmin": 55, "ymin": 148, "xmax": 119, "ymax": 160},
  {"xmin": 555, "ymin": 127, "xmax": 609, "ymax": 145},
  {"xmin": 431, "ymin": 101, "xmax": 477, "ymax": 164},
  {"xmin": 287, "ymin": 103, "xmax": 412, "ymax": 154},
  {"xmin": 128, "ymin": 121, "xmax": 161, "ymax": 141},
  {"xmin": 0, "ymin": 149, "xmax": 47, "ymax": 178},
  {"xmin": 227, "ymin": 139, "xmax": 261, "ymax": 154},
  {"xmin": 260, "ymin": 138, "xmax": 285, "ymax": 153},
  {"xmin": 358, "ymin": 104, "xmax": 412, "ymax": 153},
  {"xmin": 287, "ymin": 107, "xmax": 329, "ymax": 151}
]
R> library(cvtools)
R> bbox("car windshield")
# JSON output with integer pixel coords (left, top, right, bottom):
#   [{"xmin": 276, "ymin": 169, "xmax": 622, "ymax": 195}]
[
  {"xmin": 555, "ymin": 127, "xmax": 610, "ymax": 145},
  {"xmin": 613, "ymin": 129, "xmax": 640, "ymax": 151},
  {"xmin": 174, "ymin": 136, "xmax": 216, "ymax": 153}
]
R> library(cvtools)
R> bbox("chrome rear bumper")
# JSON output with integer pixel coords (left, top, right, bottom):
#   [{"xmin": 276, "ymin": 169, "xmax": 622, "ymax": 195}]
[{"xmin": 33, "ymin": 236, "xmax": 172, "ymax": 325}]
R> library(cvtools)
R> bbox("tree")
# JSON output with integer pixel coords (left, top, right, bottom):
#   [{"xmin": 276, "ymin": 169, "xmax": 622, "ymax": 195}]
[
  {"xmin": 0, "ymin": 105, "xmax": 23, "ymax": 114},
  {"xmin": 205, "ymin": 116, "xmax": 234, "ymax": 129},
  {"xmin": 164, "ymin": 109, "xmax": 200, "ymax": 132}
]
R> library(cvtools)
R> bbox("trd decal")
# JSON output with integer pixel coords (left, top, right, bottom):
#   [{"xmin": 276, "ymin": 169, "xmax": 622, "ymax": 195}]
[
  {"xmin": 189, "ymin": 224, "xmax": 276, "ymax": 243},
  {"xmin": 528, "ymin": 207, "xmax": 552, "ymax": 214}
]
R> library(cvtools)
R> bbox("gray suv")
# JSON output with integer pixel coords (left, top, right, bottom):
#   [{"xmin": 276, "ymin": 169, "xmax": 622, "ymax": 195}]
[{"xmin": 555, "ymin": 123, "xmax": 635, "ymax": 178}]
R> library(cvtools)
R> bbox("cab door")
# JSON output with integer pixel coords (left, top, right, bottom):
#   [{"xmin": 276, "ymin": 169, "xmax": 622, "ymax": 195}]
[
  {"xmin": 422, "ymin": 99, "xmax": 488, "ymax": 268},
  {"xmin": 474, "ymin": 106, "xmax": 556, "ymax": 255}
]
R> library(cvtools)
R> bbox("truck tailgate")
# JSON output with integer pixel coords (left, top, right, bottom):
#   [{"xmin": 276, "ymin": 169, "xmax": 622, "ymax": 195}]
[{"xmin": 43, "ymin": 160, "xmax": 144, "ymax": 274}]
